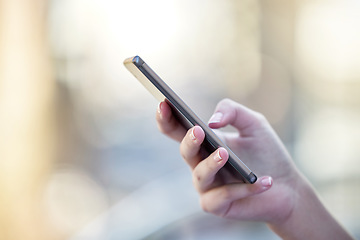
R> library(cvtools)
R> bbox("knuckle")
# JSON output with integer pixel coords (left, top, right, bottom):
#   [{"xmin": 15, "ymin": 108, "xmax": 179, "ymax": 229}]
[
  {"xmin": 216, "ymin": 186, "xmax": 233, "ymax": 202},
  {"xmin": 180, "ymin": 151, "xmax": 187, "ymax": 162},
  {"xmin": 199, "ymin": 196, "xmax": 211, "ymax": 213},
  {"xmin": 253, "ymin": 111, "xmax": 266, "ymax": 122},
  {"xmin": 199, "ymin": 192, "xmax": 228, "ymax": 217},
  {"xmin": 157, "ymin": 122, "xmax": 173, "ymax": 135},
  {"xmin": 179, "ymin": 141, "xmax": 190, "ymax": 161},
  {"xmin": 179, "ymin": 143, "xmax": 186, "ymax": 159},
  {"xmin": 192, "ymin": 169, "xmax": 202, "ymax": 185},
  {"xmin": 252, "ymin": 111, "xmax": 270, "ymax": 127},
  {"xmin": 218, "ymin": 98, "xmax": 233, "ymax": 107}
]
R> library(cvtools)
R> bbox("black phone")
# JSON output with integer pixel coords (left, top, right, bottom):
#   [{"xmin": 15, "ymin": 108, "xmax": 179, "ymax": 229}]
[{"xmin": 124, "ymin": 56, "xmax": 257, "ymax": 184}]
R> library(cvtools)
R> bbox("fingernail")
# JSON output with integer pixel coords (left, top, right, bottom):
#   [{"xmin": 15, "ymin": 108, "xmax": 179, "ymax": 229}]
[
  {"xmin": 208, "ymin": 112, "xmax": 223, "ymax": 125},
  {"xmin": 214, "ymin": 149, "xmax": 223, "ymax": 163},
  {"xmin": 261, "ymin": 176, "xmax": 273, "ymax": 187},
  {"xmin": 157, "ymin": 102, "xmax": 163, "ymax": 114},
  {"xmin": 190, "ymin": 127, "xmax": 196, "ymax": 141}
]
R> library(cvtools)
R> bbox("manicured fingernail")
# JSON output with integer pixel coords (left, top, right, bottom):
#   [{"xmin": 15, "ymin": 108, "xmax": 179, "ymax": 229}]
[
  {"xmin": 190, "ymin": 128, "xmax": 196, "ymax": 140},
  {"xmin": 157, "ymin": 102, "xmax": 163, "ymax": 114},
  {"xmin": 261, "ymin": 176, "xmax": 273, "ymax": 187},
  {"xmin": 208, "ymin": 112, "xmax": 223, "ymax": 124},
  {"xmin": 214, "ymin": 149, "xmax": 223, "ymax": 163},
  {"xmin": 158, "ymin": 102, "xmax": 165, "ymax": 120}
]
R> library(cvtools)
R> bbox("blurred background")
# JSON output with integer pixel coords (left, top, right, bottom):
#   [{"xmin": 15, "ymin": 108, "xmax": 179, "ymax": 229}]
[{"xmin": 0, "ymin": 0, "xmax": 359, "ymax": 239}]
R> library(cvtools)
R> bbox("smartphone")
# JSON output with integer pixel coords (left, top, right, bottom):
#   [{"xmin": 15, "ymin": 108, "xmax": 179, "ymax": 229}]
[{"xmin": 124, "ymin": 56, "xmax": 257, "ymax": 184}]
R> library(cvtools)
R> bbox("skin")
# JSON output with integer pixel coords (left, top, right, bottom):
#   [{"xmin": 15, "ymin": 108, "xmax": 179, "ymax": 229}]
[{"xmin": 156, "ymin": 98, "xmax": 354, "ymax": 240}]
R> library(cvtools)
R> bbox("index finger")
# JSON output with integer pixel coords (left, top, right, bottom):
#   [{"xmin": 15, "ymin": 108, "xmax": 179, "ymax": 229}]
[{"xmin": 208, "ymin": 98, "xmax": 268, "ymax": 135}]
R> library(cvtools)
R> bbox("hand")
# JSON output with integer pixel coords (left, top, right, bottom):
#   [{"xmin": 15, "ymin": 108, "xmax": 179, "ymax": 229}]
[
  {"xmin": 157, "ymin": 98, "xmax": 297, "ymax": 221},
  {"xmin": 156, "ymin": 98, "xmax": 354, "ymax": 239}
]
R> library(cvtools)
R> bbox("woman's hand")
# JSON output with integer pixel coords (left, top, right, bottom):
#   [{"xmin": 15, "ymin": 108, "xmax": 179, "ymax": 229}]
[
  {"xmin": 156, "ymin": 98, "xmax": 354, "ymax": 240},
  {"xmin": 157, "ymin": 99, "xmax": 296, "ymax": 221}
]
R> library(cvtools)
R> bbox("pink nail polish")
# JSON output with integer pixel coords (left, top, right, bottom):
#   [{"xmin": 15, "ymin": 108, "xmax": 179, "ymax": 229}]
[
  {"xmin": 261, "ymin": 177, "xmax": 273, "ymax": 187},
  {"xmin": 214, "ymin": 149, "xmax": 223, "ymax": 162},
  {"xmin": 190, "ymin": 128, "xmax": 196, "ymax": 140},
  {"xmin": 157, "ymin": 102, "xmax": 163, "ymax": 114}
]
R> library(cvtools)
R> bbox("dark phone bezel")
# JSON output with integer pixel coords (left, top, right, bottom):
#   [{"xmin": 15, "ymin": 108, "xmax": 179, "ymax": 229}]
[{"xmin": 124, "ymin": 56, "xmax": 257, "ymax": 184}]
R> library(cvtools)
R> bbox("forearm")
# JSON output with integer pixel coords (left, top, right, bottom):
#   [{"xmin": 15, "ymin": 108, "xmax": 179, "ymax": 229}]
[{"xmin": 268, "ymin": 175, "xmax": 354, "ymax": 240}]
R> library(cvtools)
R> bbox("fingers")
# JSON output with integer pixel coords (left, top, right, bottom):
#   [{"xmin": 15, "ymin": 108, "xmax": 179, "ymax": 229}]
[
  {"xmin": 192, "ymin": 147, "xmax": 228, "ymax": 192},
  {"xmin": 208, "ymin": 98, "xmax": 268, "ymax": 135},
  {"xmin": 199, "ymin": 176, "xmax": 273, "ymax": 218},
  {"xmin": 180, "ymin": 125, "xmax": 206, "ymax": 169},
  {"xmin": 156, "ymin": 101, "xmax": 187, "ymax": 142}
]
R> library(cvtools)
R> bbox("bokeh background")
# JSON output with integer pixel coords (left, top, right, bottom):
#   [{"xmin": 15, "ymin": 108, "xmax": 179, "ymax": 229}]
[{"xmin": 0, "ymin": 0, "xmax": 359, "ymax": 239}]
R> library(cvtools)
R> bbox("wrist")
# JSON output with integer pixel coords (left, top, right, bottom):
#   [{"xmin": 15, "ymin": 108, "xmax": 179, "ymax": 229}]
[{"xmin": 267, "ymin": 173, "xmax": 353, "ymax": 240}]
